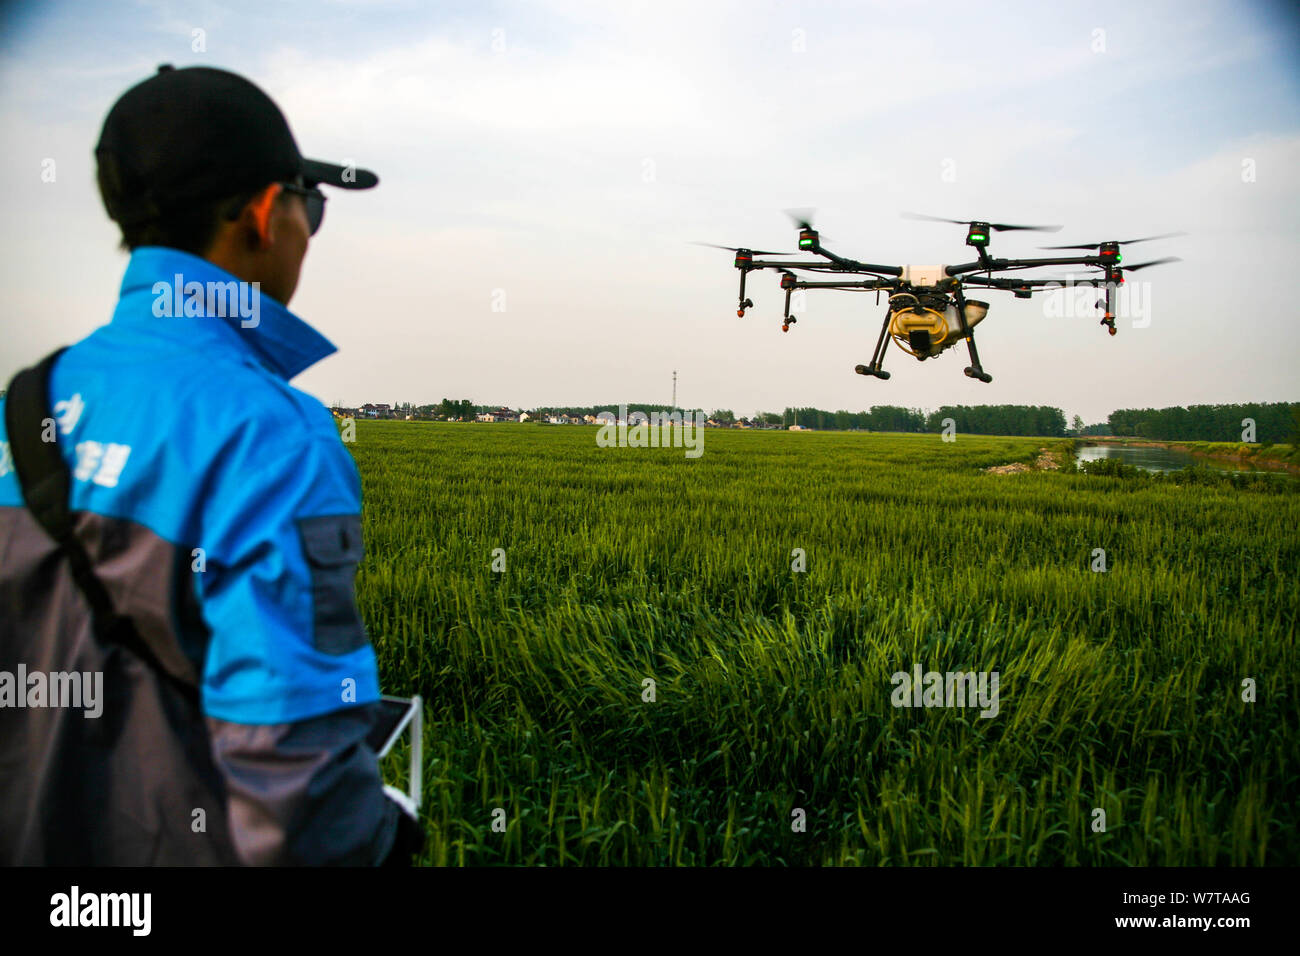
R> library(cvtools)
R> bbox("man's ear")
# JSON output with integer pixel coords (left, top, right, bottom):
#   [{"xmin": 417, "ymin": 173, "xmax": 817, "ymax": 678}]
[{"xmin": 245, "ymin": 183, "xmax": 282, "ymax": 249}]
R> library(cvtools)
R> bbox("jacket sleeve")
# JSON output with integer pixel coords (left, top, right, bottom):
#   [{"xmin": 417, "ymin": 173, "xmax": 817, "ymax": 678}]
[
  {"xmin": 195, "ymin": 425, "xmax": 400, "ymax": 865},
  {"xmin": 205, "ymin": 704, "xmax": 400, "ymax": 866}
]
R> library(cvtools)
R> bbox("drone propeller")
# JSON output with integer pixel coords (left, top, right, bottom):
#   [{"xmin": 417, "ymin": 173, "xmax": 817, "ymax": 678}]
[
  {"xmin": 902, "ymin": 212, "xmax": 1062, "ymax": 233},
  {"xmin": 692, "ymin": 242, "xmax": 792, "ymax": 256},
  {"xmin": 784, "ymin": 207, "xmax": 818, "ymax": 231},
  {"xmin": 782, "ymin": 207, "xmax": 836, "ymax": 251},
  {"xmin": 1040, "ymin": 232, "xmax": 1186, "ymax": 251},
  {"xmin": 774, "ymin": 208, "xmax": 837, "ymax": 247},
  {"xmin": 1120, "ymin": 256, "xmax": 1181, "ymax": 272}
]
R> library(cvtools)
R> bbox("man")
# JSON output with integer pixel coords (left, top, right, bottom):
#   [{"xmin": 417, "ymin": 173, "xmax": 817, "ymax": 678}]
[{"xmin": 0, "ymin": 65, "xmax": 423, "ymax": 865}]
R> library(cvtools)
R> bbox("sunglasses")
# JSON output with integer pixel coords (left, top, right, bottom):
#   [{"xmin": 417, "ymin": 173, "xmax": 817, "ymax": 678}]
[
  {"xmin": 277, "ymin": 181, "xmax": 327, "ymax": 235},
  {"xmin": 223, "ymin": 182, "xmax": 327, "ymax": 236}
]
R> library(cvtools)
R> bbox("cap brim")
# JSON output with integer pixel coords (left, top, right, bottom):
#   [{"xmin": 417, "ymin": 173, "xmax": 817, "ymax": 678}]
[{"xmin": 301, "ymin": 158, "xmax": 379, "ymax": 189}]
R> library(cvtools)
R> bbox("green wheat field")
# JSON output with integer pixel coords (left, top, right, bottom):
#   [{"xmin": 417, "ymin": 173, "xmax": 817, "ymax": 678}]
[{"xmin": 350, "ymin": 420, "xmax": 1299, "ymax": 866}]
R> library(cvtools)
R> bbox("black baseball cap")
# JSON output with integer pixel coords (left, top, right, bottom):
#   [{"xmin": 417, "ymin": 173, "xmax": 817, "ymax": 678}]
[{"xmin": 96, "ymin": 64, "xmax": 378, "ymax": 227}]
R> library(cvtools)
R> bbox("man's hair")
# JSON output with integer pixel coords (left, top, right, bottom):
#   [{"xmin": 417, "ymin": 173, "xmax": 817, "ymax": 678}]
[{"xmin": 96, "ymin": 152, "xmax": 268, "ymax": 256}]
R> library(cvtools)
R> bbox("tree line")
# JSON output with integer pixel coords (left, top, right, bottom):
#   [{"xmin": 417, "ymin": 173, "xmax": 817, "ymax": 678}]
[
  {"xmin": 1105, "ymin": 403, "xmax": 1300, "ymax": 443},
  {"xmin": 779, "ymin": 404, "xmax": 1068, "ymax": 436},
  {"xmin": 380, "ymin": 399, "xmax": 1299, "ymax": 442}
]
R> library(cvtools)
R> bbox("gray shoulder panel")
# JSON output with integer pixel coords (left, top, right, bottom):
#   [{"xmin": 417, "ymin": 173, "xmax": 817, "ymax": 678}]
[{"xmin": 297, "ymin": 513, "xmax": 369, "ymax": 655}]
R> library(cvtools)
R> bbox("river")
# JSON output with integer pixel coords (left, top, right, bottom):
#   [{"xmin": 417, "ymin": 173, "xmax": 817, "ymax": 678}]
[{"xmin": 1074, "ymin": 443, "xmax": 1283, "ymax": 475}]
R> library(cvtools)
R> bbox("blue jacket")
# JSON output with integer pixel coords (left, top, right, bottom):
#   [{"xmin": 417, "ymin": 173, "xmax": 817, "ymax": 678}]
[{"xmin": 0, "ymin": 246, "xmax": 399, "ymax": 864}]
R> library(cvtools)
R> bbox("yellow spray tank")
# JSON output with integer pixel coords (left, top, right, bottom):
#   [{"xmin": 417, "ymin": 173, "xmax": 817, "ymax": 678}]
[{"xmin": 888, "ymin": 291, "xmax": 988, "ymax": 359}]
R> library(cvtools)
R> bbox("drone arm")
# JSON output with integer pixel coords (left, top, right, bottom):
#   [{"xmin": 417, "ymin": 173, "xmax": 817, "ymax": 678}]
[
  {"xmin": 794, "ymin": 279, "xmax": 898, "ymax": 289},
  {"xmin": 946, "ymin": 259, "xmax": 1001, "ymax": 276},
  {"xmin": 959, "ymin": 275, "xmax": 1077, "ymax": 298},
  {"xmin": 749, "ymin": 259, "xmax": 852, "ymax": 271},
  {"xmin": 946, "ymin": 255, "xmax": 1101, "ymax": 277},
  {"xmin": 750, "ymin": 259, "xmax": 901, "ymax": 278},
  {"xmin": 821, "ymin": 249, "xmax": 902, "ymax": 275},
  {"xmin": 840, "ymin": 260, "xmax": 903, "ymax": 276},
  {"xmin": 812, "ymin": 246, "xmax": 856, "ymax": 269},
  {"xmin": 796, "ymin": 239, "xmax": 903, "ymax": 276},
  {"xmin": 961, "ymin": 275, "xmax": 1077, "ymax": 289},
  {"xmin": 991, "ymin": 255, "xmax": 1103, "ymax": 272},
  {"xmin": 959, "ymin": 275, "xmax": 1118, "ymax": 333}
]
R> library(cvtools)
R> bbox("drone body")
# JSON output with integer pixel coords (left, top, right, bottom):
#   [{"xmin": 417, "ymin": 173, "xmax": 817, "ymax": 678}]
[{"xmin": 700, "ymin": 215, "xmax": 1181, "ymax": 383}]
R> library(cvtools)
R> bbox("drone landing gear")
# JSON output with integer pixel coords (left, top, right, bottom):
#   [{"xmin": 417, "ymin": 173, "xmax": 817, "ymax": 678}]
[
  {"xmin": 953, "ymin": 287, "xmax": 993, "ymax": 383},
  {"xmin": 962, "ymin": 334, "xmax": 993, "ymax": 382},
  {"xmin": 855, "ymin": 308, "xmax": 894, "ymax": 379}
]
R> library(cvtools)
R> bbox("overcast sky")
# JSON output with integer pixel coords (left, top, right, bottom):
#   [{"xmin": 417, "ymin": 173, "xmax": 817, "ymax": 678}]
[{"xmin": 2, "ymin": 0, "xmax": 1297, "ymax": 424}]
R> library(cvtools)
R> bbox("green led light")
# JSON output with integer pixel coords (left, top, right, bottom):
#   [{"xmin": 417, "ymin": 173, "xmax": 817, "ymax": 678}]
[
  {"xmin": 799, "ymin": 238, "xmax": 813, "ymax": 248},
  {"xmin": 970, "ymin": 233, "xmax": 987, "ymax": 242}
]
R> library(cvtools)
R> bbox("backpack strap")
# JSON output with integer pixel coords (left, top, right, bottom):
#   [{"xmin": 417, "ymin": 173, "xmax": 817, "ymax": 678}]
[{"xmin": 4, "ymin": 349, "xmax": 200, "ymax": 705}]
